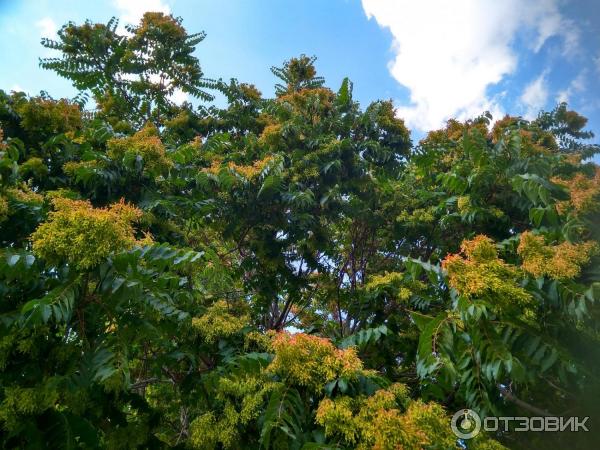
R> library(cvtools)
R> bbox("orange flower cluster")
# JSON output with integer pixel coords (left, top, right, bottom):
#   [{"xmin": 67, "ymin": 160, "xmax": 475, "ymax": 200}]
[
  {"xmin": 490, "ymin": 115, "xmax": 520, "ymax": 144},
  {"xmin": 459, "ymin": 234, "xmax": 498, "ymax": 262},
  {"xmin": 133, "ymin": 12, "xmax": 187, "ymax": 40},
  {"xmin": 278, "ymin": 87, "xmax": 334, "ymax": 107},
  {"xmin": 202, "ymin": 156, "xmax": 273, "ymax": 180},
  {"xmin": 517, "ymin": 130, "xmax": 553, "ymax": 156},
  {"xmin": 227, "ymin": 156, "xmax": 273, "ymax": 179},
  {"xmin": 490, "ymin": 115, "xmax": 558, "ymax": 152},
  {"xmin": 237, "ymin": 83, "xmax": 262, "ymax": 102},
  {"xmin": 552, "ymin": 167, "xmax": 600, "ymax": 215},
  {"xmin": 277, "ymin": 88, "xmax": 335, "ymax": 124},
  {"xmin": 420, "ymin": 118, "xmax": 487, "ymax": 147}
]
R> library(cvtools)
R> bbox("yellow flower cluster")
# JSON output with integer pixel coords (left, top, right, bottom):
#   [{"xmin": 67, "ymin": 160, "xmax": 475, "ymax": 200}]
[
  {"xmin": 1, "ymin": 184, "xmax": 44, "ymax": 221},
  {"xmin": 190, "ymin": 405, "xmax": 248, "ymax": 448},
  {"xmin": 372, "ymin": 100, "xmax": 410, "ymax": 141},
  {"xmin": 457, "ymin": 195, "xmax": 471, "ymax": 213},
  {"xmin": 442, "ymin": 235, "xmax": 533, "ymax": 312},
  {"xmin": 315, "ymin": 396, "xmax": 359, "ymax": 442},
  {"xmin": 191, "ymin": 300, "xmax": 249, "ymax": 343},
  {"xmin": 189, "ymin": 412, "xmax": 220, "ymax": 449},
  {"xmin": 44, "ymin": 188, "xmax": 80, "ymax": 201},
  {"xmin": 19, "ymin": 157, "xmax": 48, "ymax": 178},
  {"xmin": 366, "ymin": 272, "xmax": 404, "ymax": 290},
  {"xmin": 552, "ymin": 167, "xmax": 600, "ymax": 215},
  {"xmin": 396, "ymin": 207, "xmax": 436, "ymax": 224},
  {"xmin": 564, "ymin": 153, "xmax": 583, "ymax": 165},
  {"xmin": 5, "ymin": 185, "xmax": 44, "ymax": 205},
  {"xmin": 189, "ymin": 373, "xmax": 277, "ymax": 449},
  {"xmin": 0, "ymin": 385, "xmax": 59, "ymax": 432},
  {"xmin": 63, "ymin": 159, "xmax": 104, "ymax": 176},
  {"xmin": 227, "ymin": 156, "xmax": 273, "ymax": 179},
  {"xmin": 243, "ymin": 330, "xmax": 274, "ymax": 352},
  {"xmin": 0, "ymin": 196, "xmax": 8, "ymax": 223},
  {"xmin": 17, "ymin": 97, "xmax": 82, "ymax": 138},
  {"xmin": 365, "ymin": 272, "xmax": 417, "ymax": 302},
  {"xmin": 201, "ymin": 157, "xmax": 224, "ymax": 175},
  {"xmin": 455, "ymin": 196, "xmax": 503, "ymax": 218},
  {"xmin": 216, "ymin": 375, "xmax": 277, "ymax": 425},
  {"xmin": 64, "ymin": 130, "xmax": 86, "ymax": 144},
  {"xmin": 517, "ymin": 231, "xmax": 597, "ymax": 280},
  {"xmin": 107, "ymin": 124, "xmax": 172, "ymax": 173},
  {"xmin": 315, "ymin": 384, "xmax": 457, "ymax": 450},
  {"xmin": 238, "ymin": 83, "xmax": 262, "ymax": 102},
  {"xmin": 103, "ymin": 421, "xmax": 150, "ymax": 450},
  {"xmin": 31, "ymin": 198, "xmax": 146, "ymax": 270},
  {"xmin": 258, "ymin": 123, "xmax": 283, "ymax": 148},
  {"xmin": 268, "ymin": 332, "xmax": 364, "ymax": 391}
]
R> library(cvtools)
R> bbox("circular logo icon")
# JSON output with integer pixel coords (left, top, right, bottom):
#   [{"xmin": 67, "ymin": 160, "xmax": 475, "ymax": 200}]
[{"xmin": 451, "ymin": 409, "xmax": 481, "ymax": 439}]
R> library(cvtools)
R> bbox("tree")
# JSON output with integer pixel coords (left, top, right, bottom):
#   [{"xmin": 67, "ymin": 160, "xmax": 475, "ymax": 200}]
[
  {"xmin": 40, "ymin": 13, "xmax": 216, "ymax": 130},
  {"xmin": 0, "ymin": 12, "xmax": 599, "ymax": 450}
]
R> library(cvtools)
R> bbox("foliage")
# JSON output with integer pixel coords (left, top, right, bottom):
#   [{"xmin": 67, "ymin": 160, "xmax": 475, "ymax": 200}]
[
  {"xmin": 31, "ymin": 197, "xmax": 148, "ymax": 270},
  {"xmin": 0, "ymin": 11, "xmax": 599, "ymax": 450},
  {"xmin": 40, "ymin": 13, "xmax": 216, "ymax": 129}
]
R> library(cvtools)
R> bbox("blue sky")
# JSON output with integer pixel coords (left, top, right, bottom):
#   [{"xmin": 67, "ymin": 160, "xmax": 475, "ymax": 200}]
[{"xmin": 1, "ymin": 0, "xmax": 599, "ymax": 156}]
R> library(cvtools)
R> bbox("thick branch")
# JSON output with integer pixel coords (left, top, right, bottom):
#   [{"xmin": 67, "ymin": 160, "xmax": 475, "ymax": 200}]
[{"xmin": 498, "ymin": 385, "xmax": 555, "ymax": 417}]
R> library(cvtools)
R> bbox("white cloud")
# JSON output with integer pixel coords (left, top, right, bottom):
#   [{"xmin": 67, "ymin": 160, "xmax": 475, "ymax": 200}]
[
  {"xmin": 556, "ymin": 71, "xmax": 586, "ymax": 105},
  {"xmin": 36, "ymin": 17, "xmax": 57, "ymax": 39},
  {"xmin": 361, "ymin": 0, "xmax": 578, "ymax": 131},
  {"xmin": 170, "ymin": 89, "xmax": 189, "ymax": 106},
  {"xmin": 520, "ymin": 71, "xmax": 549, "ymax": 119},
  {"xmin": 531, "ymin": 7, "xmax": 579, "ymax": 55},
  {"xmin": 113, "ymin": 0, "xmax": 171, "ymax": 25}
]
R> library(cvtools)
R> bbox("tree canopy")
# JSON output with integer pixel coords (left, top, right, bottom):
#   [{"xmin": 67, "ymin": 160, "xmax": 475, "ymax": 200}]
[{"xmin": 1, "ymin": 12, "xmax": 599, "ymax": 450}]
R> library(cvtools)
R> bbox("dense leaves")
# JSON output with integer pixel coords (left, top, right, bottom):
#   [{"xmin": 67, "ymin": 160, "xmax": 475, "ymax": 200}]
[{"xmin": 1, "ymin": 12, "xmax": 599, "ymax": 450}]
